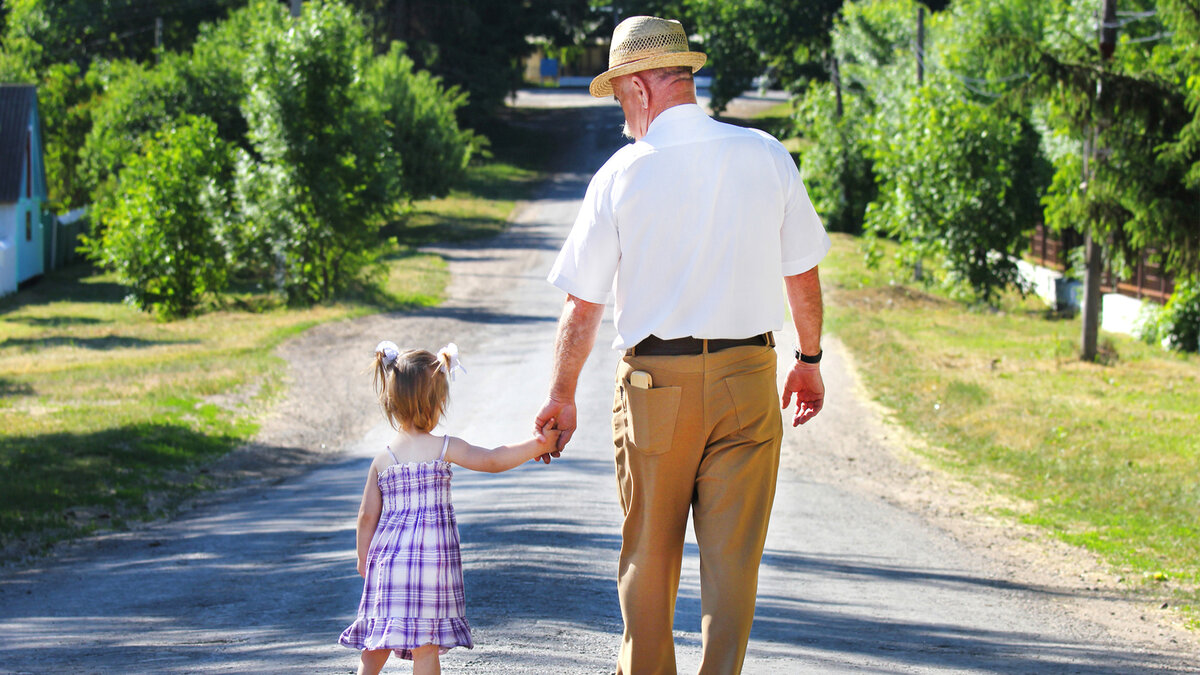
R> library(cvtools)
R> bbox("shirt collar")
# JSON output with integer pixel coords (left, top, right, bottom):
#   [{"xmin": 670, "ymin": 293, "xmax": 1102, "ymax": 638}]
[{"xmin": 642, "ymin": 103, "xmax": 707, "ymax": 144}]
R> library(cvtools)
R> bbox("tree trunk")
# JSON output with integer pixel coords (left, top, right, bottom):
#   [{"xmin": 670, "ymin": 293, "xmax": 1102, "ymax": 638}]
[{"xmin": 1080, "ymin": 233, "xmax": 1102, "ymax": 361}]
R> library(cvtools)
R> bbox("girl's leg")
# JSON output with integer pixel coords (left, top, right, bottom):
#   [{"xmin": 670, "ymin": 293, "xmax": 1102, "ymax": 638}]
[
  {"xmin": 411, "ymin": 644, "xmax": 441, "ymax": 675},
  {"xmin": 357, "ymin": 648, "xmax": 391, "ymax": 675}
]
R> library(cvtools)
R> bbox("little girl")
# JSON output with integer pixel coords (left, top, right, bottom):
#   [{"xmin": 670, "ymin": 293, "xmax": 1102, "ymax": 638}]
[{"xmin": 339, "ymin": 341, "xmax": 558, "ymax": 675}]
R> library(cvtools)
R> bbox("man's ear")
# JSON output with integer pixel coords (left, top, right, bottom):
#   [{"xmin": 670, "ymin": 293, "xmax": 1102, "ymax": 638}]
[{"xmin": 631, "ymin": 74, "xmax": 650, "ymax": 109}]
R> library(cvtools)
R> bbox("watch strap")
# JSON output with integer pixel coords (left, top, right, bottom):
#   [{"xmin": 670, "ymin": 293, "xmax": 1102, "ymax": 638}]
[{"xmin": 794, "ymin": 347, "xmax": 822, "ymax": 364}]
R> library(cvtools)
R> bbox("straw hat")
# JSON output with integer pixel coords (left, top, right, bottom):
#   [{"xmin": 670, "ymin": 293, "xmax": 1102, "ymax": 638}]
[{"xmin": 589, "ymin": 16, "xmax": 707, "ymax": 98}]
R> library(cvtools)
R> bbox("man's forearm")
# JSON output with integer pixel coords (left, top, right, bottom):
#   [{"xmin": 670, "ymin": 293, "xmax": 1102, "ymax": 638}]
[
  {"xmin": 785, "ymin": 267, "xmax": 823, "ymax": 356},
  {"xmin": 550, "ymin": 294, "xmax": 604, "ymax": 399}
]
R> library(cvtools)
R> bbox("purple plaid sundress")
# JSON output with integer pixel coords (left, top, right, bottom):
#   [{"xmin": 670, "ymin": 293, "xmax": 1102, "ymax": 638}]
[{"xmin": 339, "ymin": 436, "xmax": 473, "ymax": 659}]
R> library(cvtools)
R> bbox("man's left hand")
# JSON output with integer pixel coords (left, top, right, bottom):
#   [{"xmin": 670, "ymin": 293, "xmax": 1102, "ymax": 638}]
[{"xmin": 782, "ymin": 361, "xmax": 824, "ymax": 426}]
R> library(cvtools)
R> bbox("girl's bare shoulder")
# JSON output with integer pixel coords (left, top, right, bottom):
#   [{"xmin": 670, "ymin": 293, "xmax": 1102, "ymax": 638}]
[{"xmin": 367, "ymin": 450, "xmax": 394, "ymax": 475}]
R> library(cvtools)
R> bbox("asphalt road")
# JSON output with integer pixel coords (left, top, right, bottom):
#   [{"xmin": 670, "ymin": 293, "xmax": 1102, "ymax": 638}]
[{"xmin": 1, "ymin": 90, "xmax": 1196, "ymax": 674}]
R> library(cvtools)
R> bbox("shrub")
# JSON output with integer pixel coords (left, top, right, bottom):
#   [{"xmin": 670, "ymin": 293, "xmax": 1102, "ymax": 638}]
[
  {"xmin": 865, "ymin": 87, "xmax": 1045, "ymax": 304},
  {"xmin": 235, "ymin": 0, "xmax": 398, "ymax": 304},
  {"xmin": 1138, "ymin": 278, "xmax": 1200, "ymax": 353},
  {"xmin": 86, "ymin": 115, "xmax": 232, "ymax": 319},
  {"xmin": 363, "ymin": 42, "xmax": 474, "ymax": 200},
  {"xmin": 796, "ymin": 81, "xmax": 876, "ymax": 235}
]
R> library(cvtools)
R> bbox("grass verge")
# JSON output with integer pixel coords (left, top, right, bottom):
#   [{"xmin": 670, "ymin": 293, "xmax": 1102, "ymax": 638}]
[
  {"xmin": 823, "ymin": 233, "xmax": 1200, "ymax": 626},
  {"xmin": 0, "ymin": 141, "xmax": 545, "ymax": 560}
]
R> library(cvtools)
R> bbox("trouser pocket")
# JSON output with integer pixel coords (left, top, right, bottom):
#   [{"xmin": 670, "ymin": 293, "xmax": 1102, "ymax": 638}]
[
  {"xmin": 616, "ymin": 379, "xmax": 681, "ymax": 456},
  {"xmin": 723, "ymin": 364, "xmax": 781, "ymax": 443}
]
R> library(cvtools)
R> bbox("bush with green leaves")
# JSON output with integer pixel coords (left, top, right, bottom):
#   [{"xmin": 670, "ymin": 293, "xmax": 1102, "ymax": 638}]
[
  {"xmin": 1, "ymin": 0, "xmax": 244, "ymax": 68},
  {"xmin": 796, "ymin": 81, "xmax": 875, "ymax": 234},
  {"xmin": 235, "ymin": 0, "xmax": 399, "ymax": 305},
  {"xmin": 80, "ymin": 57, "xmax": 190, "ymax": 204},
  {"xmin": 87, "ymin": 115, "xmax": 232, "ymax": 319},
  {"xmin": 362, "ymin": 42, "xmax": 474, "ymax": 200},
  {"xmin": 1138, "ymin": 278, "xmax": 1200, "ymax": 354},
  {"xmin": 865, "ymin": 86, "xmax": 1045, "ymax": 304},
  {"xmin": 81, "ymin": 8, "xmax": 265, "ymax": 210},
  {"xmin": 36, "ymin": 61, "xmax": 95, "ymax": 210}
]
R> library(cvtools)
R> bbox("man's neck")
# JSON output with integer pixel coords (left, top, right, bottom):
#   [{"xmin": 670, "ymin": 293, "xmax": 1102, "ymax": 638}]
[{"xmin": 643, "ymin": 84, "xmax": 699, "ymax": 135}]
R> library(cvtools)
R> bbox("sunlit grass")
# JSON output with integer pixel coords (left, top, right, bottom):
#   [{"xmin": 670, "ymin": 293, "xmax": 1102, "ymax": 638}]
[{"xmin": 823, "ymin": 233, "xmax": 1200, "ymax": 617}]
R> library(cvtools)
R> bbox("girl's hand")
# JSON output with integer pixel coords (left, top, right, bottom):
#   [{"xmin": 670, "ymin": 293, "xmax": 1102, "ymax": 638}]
[
  {"xmin": 536, "ymin": 420, "xmax": 561, "ymax": 455},
  {"xmin": 357, "ymin": 558, "xmax": 367, "ymax": 578}
]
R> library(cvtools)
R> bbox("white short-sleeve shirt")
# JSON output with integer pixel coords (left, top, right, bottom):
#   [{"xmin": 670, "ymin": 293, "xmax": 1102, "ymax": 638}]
[{"xmin": 548, "ymin": 103, "xmax": 831, "ymax": 351}]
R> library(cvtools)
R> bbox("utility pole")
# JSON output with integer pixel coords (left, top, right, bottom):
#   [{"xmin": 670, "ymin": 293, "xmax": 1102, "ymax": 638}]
[
  {"xmin": 290, "ymin": 0, "xmax": 301, "ymax": 18},
  {"xmin": 916, "ymin": 6, "xmax": 925, "ymax": 85},
  {"xmin": 1080, "ymin": 0, "xmax": 1118, "ymax": 361},
  {"xmin": 832, "ymin": 54, "xmax": 847, "ymax": 228},
  {"xmin": 154, "ymin": 16, "xmax": 163, "ymax": 62},
  {"xmin": 831, "ymin": 56, "xmax": 843, "ymax": 119},
  {"xmin": 912, "ymin": 6, "xmax": 926, "ymax": 282}
]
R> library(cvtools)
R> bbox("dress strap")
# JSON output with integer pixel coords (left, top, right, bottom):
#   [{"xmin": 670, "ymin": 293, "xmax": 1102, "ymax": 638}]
[
  {"xmin": 438, "ymin": 435, "xmax": 450, "ymax": 462},
  {"xmin": 385, "ymin": 446, "xmax": 399, "ymax": 465}
]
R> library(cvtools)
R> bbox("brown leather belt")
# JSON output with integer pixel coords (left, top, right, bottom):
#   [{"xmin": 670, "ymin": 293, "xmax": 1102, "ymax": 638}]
[{"xmin": 626, "ymin": 332, "xmax": 774, "ymax": 357}]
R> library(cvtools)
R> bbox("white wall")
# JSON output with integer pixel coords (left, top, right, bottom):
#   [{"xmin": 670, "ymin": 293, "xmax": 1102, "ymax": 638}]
[
  {"xmin": 1016, "ymin": 258, "xmax": 1151, "ymax": 338},
  {"xmin": 0, "ymin": 203, "xmax": 17, "ymax": 296}
]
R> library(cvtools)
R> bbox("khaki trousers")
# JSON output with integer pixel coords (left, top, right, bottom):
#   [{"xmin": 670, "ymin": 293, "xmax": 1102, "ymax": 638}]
[{"xmin": 611, "ymin": 345, "xmax": 782, "ymax": 675}]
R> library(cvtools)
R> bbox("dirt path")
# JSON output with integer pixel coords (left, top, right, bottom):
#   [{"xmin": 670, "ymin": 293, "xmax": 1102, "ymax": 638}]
[{"xmin": 0, "ymin": 92, "xmax": 1197, "ymax": 674}]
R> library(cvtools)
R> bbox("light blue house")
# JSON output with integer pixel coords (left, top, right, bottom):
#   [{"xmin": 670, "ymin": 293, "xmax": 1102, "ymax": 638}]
[{"xmin": 0, "ymin": 84, "xmax": 48, "ymax": 296}]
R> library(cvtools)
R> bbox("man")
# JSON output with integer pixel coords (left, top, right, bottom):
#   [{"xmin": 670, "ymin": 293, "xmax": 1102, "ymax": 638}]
[{"xmin": 535, "ymin": 15, "xmax": 829, "ymax": 675}]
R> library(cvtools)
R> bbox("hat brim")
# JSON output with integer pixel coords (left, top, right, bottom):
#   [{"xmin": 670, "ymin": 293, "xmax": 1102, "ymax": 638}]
[{"xmin": 589, "ymin": 51, "xmax": 707, "ymax": 98}]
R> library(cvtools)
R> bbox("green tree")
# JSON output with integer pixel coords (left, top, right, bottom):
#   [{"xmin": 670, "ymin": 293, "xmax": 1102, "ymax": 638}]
[
  {"xmin": 796, "ymin": 80, "xmax": 876, "ymax": 234},
  {"xmin": 235, "ymin": 0, "xmax": 399, "ymax": 304},
  {"xmin": 865, "ymin": 88, "xmax": 1046, "ymax": 303},
  {"xmin": 81, "ymin": 1, "xmax": 284, "ymax": 218},
  {"xmin": 686, "ymin": 0, "xmax": 843, "ymax": 113},
  {"xmin": 0, "ymin": 25, "xmax": 39, "ymax": 82},
  {"xmin": 1, "ymin": 0, "xmax": 244, "ymax": 70},
  {"xmin": 80, "ymin": 56, "xmax": 192, "ymax": 209},
  {"xmin": 344, "ymin": 0, "xmax": 595, "ymax": 124},
  {"xmin": 794, "ymin": 0, "xmax": 923, "ymax": 236},
  {"xmin": 38, "ymin": 61, "xmax": 95, "ymax": 209},
  {"xmin": 87, "ymin": 115, "xmax": 233, "ymax": 319},
  {"xmin": 362, "ymin": 42, "xmax": 474, "ymax": 199},
  {"xmin": 978, "ymin": 0, "xmax": 1199, "ymax": 358}
]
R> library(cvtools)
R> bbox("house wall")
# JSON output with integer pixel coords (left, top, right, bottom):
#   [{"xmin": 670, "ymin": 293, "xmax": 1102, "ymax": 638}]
[
  {"xmin": 15, "ymin": 201, "xmax": 43, "ymax": 283},
  {"xmin": 0, "ymin": 203, "xmax": 16, "ymax": 296},
  {"xmin": 15, "ymin": 102, "xmax": 45, "ymax": 283}
]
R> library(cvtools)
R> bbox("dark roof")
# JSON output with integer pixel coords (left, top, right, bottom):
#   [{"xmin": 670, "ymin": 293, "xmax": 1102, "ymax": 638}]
[{"xmin": 0, "ymin": 85, "xmax": 38, "ymax": 202}]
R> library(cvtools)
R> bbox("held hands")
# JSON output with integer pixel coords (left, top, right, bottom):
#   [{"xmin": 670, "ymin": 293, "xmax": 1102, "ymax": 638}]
[
  {"xmin": 534, "ymin": 395, "xmax": 577, "ymax": 463},
  {"xmin": 534, "ymin": 419, "xmax": 562, "ymax": 458},
  {"xmin": 782, "ymin": 361, "xmax": 825, "ymax": 427}
]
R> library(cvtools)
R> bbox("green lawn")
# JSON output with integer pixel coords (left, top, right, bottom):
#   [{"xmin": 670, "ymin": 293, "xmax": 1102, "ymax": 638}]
[
  {"xmin": 823, "ymin": 233, "xmax": 1200, "ymax": 625},
  {"xmin": 0, "ymin": 151, "xmax": 543, "ymax": 558}
]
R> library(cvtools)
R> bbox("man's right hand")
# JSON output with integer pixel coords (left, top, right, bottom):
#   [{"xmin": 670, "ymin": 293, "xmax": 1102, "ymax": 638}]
[{"xmin": 534, "ymin": 395, "xmax": 577, "ymax": 462}]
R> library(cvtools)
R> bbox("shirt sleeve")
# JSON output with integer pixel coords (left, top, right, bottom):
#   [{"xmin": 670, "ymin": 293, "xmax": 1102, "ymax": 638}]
[
  {"xmin": 777, "ymin": 144, "xmax": 831, "ymax": 276},
  {"xmin": 547, "ymin": 168, "xmax": 620, "ymax": 304}
]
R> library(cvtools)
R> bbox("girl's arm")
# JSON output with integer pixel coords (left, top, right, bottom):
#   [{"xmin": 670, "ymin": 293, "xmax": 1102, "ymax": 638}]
[
  {"xmin": 445, "ymin": 428, "xmax": 560, "ymax": 474},
  {"xmin": 355, "ymin": 462, "xmax": 384, "ymax": 577}
]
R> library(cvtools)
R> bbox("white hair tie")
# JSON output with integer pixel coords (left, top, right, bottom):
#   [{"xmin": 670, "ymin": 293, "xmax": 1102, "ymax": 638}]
[
  {"xmin": 435, "ymin": 343, "xmax": 466, "ymax": 381},
  {"xmin": 375, "ymin": 340, "xmax": 400, "ymax": 368}
]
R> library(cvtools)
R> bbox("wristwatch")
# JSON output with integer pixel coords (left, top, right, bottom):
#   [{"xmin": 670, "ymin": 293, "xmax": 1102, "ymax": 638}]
[{"xmin": 794, "ymin": 347, "xmax": 822, "ymax": 364}]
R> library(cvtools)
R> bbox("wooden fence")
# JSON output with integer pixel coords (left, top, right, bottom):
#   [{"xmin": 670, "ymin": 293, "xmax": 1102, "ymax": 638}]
[{"xmin": 1026, "ymin": 224, "xmax": 1175, "ymax": 304}]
